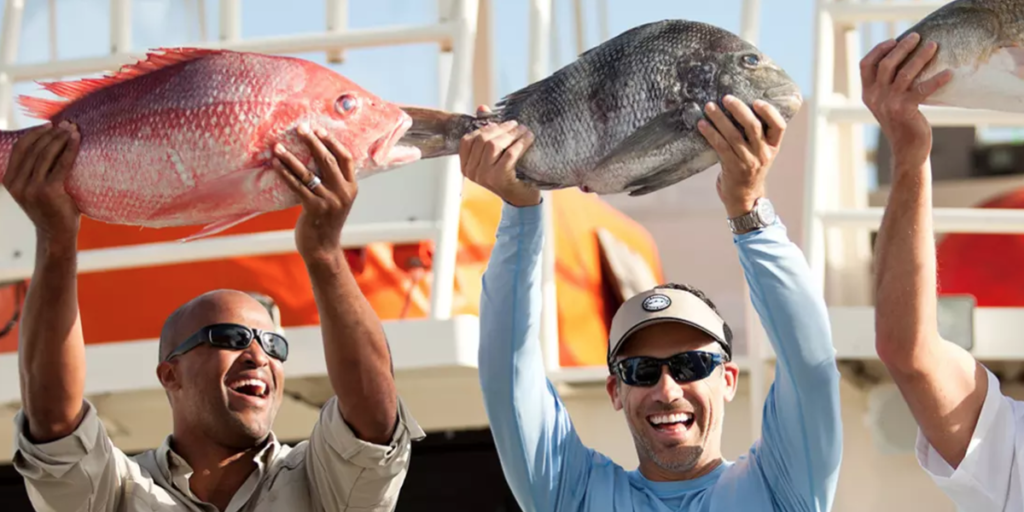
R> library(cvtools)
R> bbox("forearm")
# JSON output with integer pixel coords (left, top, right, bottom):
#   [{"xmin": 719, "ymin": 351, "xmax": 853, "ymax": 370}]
[
  {"xmin": 19, "ymin": 235, "xmax": 86, "ymax": 442},
  {"xmin": 737, "ymin": 221, "xmax": 842, "ymax": 508},
  {"xmin": 874, "ymin": 158, "xmax": 983, "ymax": 467},
  {"xmin": 479, "ymin": 203, "xmax": 583, "ymax": 511},
  {"xmin": 305, "ymin": 252, "xmax": 397, "ymax": 445},
  {"xmin": 874, "ymin": 160, "xmax": 940, "ymax": 366}
]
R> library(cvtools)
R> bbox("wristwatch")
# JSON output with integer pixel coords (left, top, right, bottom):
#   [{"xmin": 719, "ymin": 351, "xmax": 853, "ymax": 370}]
[{"xmin": 728, "ymin": 197, "xmax": 776, "ymax": 234}]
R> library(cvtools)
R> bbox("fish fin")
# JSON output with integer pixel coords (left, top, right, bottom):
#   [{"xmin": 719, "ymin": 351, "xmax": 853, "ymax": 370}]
[
  {"xmin": 592, "ymin": 104, "xmax": 703, "ymax": 174},
  {"xmin": 145, "ymin": 162, "xmax": 271, "ymax": 233},
  {"xmin": 514, "ymin": 169, "xmax": 565, "ymax": 190},
  {"xmin": 33, "ymin": 47, "xmax": 224, "ymax": 103},
  {"xmin": 16, "ymin": 96, "xmax": 69, "ymax": 120},
  {"xmin": 179, "ymin": 212, "xmax": 265, "ymax": 243}
]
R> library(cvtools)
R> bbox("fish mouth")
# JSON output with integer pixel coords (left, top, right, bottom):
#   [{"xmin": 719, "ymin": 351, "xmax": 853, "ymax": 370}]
[
  {"xmin": 764, "ymin": 85, "xmax": 803, "ymax": 116},
  {"xmin": 370, "ymin": 116, "xmax": 418, "ymax": 167}
]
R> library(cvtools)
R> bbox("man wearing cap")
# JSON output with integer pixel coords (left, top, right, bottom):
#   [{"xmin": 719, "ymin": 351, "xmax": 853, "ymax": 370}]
[{"xmin": 459, "ymin": 98, "xmax": 842, "ymax": 511}]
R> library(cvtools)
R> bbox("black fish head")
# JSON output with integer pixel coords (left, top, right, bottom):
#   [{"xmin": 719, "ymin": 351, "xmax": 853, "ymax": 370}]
[{"xmin": 713, "ymin": 46, "xmax": 803, "ymax": 122}]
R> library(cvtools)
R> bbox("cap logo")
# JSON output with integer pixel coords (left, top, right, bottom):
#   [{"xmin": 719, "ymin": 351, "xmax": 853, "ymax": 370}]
[{"xmin": 642, "ymin": 294, "xmax": 671, "ymax": 312}]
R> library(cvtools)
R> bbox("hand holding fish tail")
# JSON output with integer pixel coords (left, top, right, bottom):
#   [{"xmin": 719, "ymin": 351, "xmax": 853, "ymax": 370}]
[
  {"xmin": 860, "ymin": 33, "xmax": 953, "ymax": 172},
  {"xmin": 2, "ymin": 120, "xmax": 82, "ymax": 247},
  {"xmin": 698, "ymin": 95, "xmax": 785, "ymax": 218},
  {"xmin": 272, "ymin": 124, "xmax": 357, "ymax": 263},
  {"xmin": 458, "ymin": 105, "xmax": 539, "ymax": 208}
]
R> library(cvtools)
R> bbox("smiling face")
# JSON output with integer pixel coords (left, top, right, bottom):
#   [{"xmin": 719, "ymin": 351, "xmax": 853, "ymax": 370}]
[
  {"xmin": 156, "ymin": 290, "xmax": 285, "ymax": 450},
  {"xmin": 606, "ymin": 321, "xmax": 739, "ymax": 481}
]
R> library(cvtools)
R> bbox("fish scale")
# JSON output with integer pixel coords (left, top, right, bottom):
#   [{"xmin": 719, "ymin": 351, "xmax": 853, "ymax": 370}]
[
  {"xmin": 0, "ymin": 47, "xmax": 421, "ymax": 241},
  {"xmin": 398, "ymin": 19, "xmax": 803, "ymax": 196}
]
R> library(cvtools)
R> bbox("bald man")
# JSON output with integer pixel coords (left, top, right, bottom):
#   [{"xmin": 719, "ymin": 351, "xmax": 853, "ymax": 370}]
[{"xmin": 4, "ymin": 121, "xmax": 423, "ymax": 512}]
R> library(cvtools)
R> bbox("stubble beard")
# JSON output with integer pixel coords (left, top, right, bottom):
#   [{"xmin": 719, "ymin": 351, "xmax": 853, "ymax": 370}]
[{"xmin": 629, "ymin": 418, "xmax": 704, "ymax": 474}]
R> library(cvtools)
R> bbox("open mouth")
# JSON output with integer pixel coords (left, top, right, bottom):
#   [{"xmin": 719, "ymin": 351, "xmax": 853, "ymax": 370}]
[
  {"xmin": 370, "ymin": 116, "xmax": 418, "ymax": 167},
  {"xmin": 227, "ymin": 378, "xmax": 270, "ymax": 400},
  {"xmin": 647, "ymin": 412, "xmax": 695, "ymax": 433}
]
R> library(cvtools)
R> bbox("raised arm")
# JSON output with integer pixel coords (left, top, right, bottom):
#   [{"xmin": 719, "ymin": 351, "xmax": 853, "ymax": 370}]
[
  {"xmin": 8, "ymin": 123, "xmax": 137, "ymax": 512},
  {"xmin": 698, "ymin": 97, "xmax": 842, "ymax": 509},
  {"xmin": 272, "ymin": 126, "xmax": 423, "ymax": 511},
  {"xmin": 5, "ymin": 122, "xmax": 86, "ymax": 442},
  {"xmin": 862, "ymin": 35, "xmax": 989, "ymax": 475},
  {"xmin": 461, "ymin": 117, "xmax": 592, "ymax": 512}
]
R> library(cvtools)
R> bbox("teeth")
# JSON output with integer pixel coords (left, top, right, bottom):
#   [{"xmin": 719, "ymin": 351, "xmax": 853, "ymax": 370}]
[
  {"xmin": 649, "ymin": 412, "xmax": 693, "ymax": 425},
  {"xmin": 229, "ymin": 378, "xmax": 268, "ymax": 397}
]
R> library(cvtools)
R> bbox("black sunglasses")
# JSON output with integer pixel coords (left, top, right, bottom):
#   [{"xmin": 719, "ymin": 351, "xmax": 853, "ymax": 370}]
[
  {"xmin": 164, "ymin": 323, "xmax": 289, "ymax": 363},
  {"xmin": 611, "ymin": 350, "xmax": 725, "ymax": 387}
]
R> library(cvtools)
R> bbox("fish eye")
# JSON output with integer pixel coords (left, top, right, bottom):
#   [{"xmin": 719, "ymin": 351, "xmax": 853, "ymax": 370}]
[
  {"xmin": 335, "ymin": 94, "xmax": 358, "ymax": 115},
  {"xmin": 742, "ymin": 54, "xmax": 760, "ymax": 67}
]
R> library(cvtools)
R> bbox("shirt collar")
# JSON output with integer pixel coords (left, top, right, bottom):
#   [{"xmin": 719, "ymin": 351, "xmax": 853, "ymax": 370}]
[{"xmin": 155, "ymin": 431, "xmax": 282, "ymax": 498}]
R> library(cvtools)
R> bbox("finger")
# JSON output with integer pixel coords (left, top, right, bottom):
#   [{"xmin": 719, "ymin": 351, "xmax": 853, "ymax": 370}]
[
  {"xmin": 496, "ymin": 129, "xmax": 535, "ymax": 170},
  {"xmin": 913, "ymin": 68, "xmax": 954, "ymax": 101},
  {"xmin": 4, "ymin": 123, "xmax": 52, "ymax": 186},
  {"xmin": 466, "ymin": 121, "xmax": 517, "ymax": 176},
  {"xmin": 316, "ymin": 128, "xmax": 356, "ymax": 184},
  {"xmin": 273, "ymin": 143, "xmax": 325, "ymax": 198},
  {"xmin": 753, "ymin": 100, "xmax": 787, "ymax": 147},
  {"xmin": 297, "ymin": 125, "xmax": 339, "ymax": 190},
  {"xmin": 698, "ymin": 118, "xmax": 740, "ymax": 166},
  {"xmin": 894, "ymin": 40, "xmax": 939, "ymax": 92},
  {"xmin": 860, "ymin": 39, "xmax": 897, "ymax": 89},
  {"xmin": 461, "ymin": 123, "xmax": 503, "ymax": 174},
  {"xmin": 723, "ymin": 96, "xmax": 764, "ymax": 152},
  {"xmin": 477, "ymin": 105, "xmax": 492, "ymax": 116},
  {"xmin": 31, "ymin": 128, "xmax": 71, "ymax": 184},
  {"xmin": 272, "ymin": 157, "xmax": 317, "ymax": 202},
  {"xmin": 877, "ymin": 32, "xmax": 921, "ymax": 86},
  {"xmin": 704, "ymin": 101, "xmax": 750, "ymax": 156},
  {"xmin": 484, "ymin": 124, "xmax": 529, "ymax": 166},
  {"xmin": 19, "ymin": 126, "xmax": 66, "ymax": 187},
  {"xmin": 48, "ymin": 125, "xmax": 80, "ymax": 185}
]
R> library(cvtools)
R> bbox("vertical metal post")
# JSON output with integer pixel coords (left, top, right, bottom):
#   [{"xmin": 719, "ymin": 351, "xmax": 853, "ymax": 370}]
[
  {"xmin": 220, "ymin": 0, "xmax": 241, "ymax": 43},
  {"xmin": 325, "ymin": 0, "xmax": 348, "ymax": 63},
  {"xmin": 529, "ymin": 0, "xmax": 559, "ymax": 372},
  {"xmin": 473, "ymin": 0, "xmax": 494, "ymax": 108},
  {"xmin": 110, "ymin": 0, "xmax": 131, "ymax": 54},
  {"xmin": 572, "ymin": 0, "xmax": 585, "ymax": 55},
  {"xmin": 739, "ymin": 0, "xmax": 761, "ymax": 44},
  {"xmin": 429, "ymin": 0, "xmax": 479, "ymax": 320},
  {"xmin": 0, "ymin": 0, "xmax": 26, "ymax": 131}
]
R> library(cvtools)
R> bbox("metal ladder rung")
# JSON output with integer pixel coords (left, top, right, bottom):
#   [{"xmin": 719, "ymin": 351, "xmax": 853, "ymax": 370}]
[
  {"xmin": 821, "ymin": 1, "xmax": 946, "ymax": 24},
  {"xmin": 818, "ymin": 207, "xmax": 1024, "ymax": 234},
  {"xmin": 823, "ymin": 102, "xmax": 1024, "ymax": 127}
]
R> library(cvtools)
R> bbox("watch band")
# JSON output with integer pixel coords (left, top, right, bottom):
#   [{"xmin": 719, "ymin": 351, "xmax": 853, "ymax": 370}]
[{"xmin": 727, "ymin": 197, "xmax": 775, "ymax": 234}]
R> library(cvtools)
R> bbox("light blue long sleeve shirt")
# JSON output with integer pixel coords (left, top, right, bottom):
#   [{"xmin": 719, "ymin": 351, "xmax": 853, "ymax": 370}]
[{"xmin": 478, "ymin": 202, "xmax": 842, "ymax": 512}]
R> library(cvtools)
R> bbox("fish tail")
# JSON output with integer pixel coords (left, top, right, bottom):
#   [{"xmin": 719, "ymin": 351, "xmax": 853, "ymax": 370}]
[{"xmin": 397, "ymin": 106, "xmax": 493, "ymax": 159}]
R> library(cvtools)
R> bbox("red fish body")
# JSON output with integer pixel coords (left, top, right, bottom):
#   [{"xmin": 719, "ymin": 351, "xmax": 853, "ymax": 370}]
[{"xmin": 0, "ymin": 48, "xmax": 421, "ymax": 241}]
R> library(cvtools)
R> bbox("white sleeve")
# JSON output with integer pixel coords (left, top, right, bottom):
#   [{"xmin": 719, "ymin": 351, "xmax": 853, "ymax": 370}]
[{"xmin": 915, "ymin": 367, "xmax": 1020, "ymax": 511}]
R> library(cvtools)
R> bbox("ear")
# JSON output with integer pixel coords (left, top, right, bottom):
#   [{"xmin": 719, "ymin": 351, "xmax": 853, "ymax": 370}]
[
  {"xmin": 156, "ymin": 360, "xmax": 181, "ymax": 392},
  {"xmin": 606, "ymin": 375, "xmax": 624, "ymax": 411},
  {"xmin": 721, "ymin": 361, "xmax": 740, "ymax": 402}
]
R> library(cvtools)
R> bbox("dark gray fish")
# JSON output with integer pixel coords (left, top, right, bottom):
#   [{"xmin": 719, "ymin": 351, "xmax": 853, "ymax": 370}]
[{"xmin": 396, "ymin": 19, "xmax": 803, "ymax": 196}]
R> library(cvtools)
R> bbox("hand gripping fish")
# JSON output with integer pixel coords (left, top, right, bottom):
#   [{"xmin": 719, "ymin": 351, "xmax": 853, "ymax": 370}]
[
  {"xmin": 396, "ymin": 19, "xmax": 804, "ymax": 196},
  {"xmin": 897, "ymin": 0, "xmax": 1024, "ymax": 113},
  {"xmin": 0, "ymin": 48, "xmax": 422, "ymax": 241}
]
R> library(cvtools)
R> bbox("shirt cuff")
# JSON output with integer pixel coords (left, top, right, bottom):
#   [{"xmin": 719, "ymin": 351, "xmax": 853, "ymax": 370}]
[
  {"xmin": 319, "ymin": 395, "xmax": 426, "ymax": 469},
  {"xmin": 13, "ymin": 400, "xmax": 100, "ymax": 479}
]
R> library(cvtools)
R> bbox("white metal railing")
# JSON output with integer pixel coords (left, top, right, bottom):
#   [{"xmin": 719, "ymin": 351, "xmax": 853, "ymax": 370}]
[
  {"xmin": 806, "ymin": 0, "xmax": 1024, "ymax": 305},
  {"xmin": 0, "ymin": 0, "xmax": 481, "ymax": 325}
]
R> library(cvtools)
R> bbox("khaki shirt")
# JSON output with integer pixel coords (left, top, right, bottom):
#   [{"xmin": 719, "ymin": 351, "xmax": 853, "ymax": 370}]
[{"xmin": 11, "ymin": 395, "xmax": 425, "ymax": 512}]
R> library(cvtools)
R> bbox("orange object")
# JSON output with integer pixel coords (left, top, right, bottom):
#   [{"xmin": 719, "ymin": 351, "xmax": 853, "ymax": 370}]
[
  {"xmin": 0, "ymin": 181, "xmax": 662, "ymax": 368},
  {"xmin": 936, "ymin": 187, "xmax": 1024, "ymax": 307}
]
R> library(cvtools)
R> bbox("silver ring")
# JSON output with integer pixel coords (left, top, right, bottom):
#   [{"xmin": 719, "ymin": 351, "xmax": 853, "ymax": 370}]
[{"xmin": 305, "ymin": 175, "xmax": 322, "ymax": 190}]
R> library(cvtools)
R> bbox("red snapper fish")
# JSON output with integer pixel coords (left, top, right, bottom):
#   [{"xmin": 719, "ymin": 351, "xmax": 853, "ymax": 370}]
[{"xmin": 0, "ymin": 47, "xmax": 422, "ymax": 241}]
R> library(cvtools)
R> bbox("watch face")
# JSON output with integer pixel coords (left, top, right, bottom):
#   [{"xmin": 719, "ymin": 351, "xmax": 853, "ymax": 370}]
[{"xmin": 756, "ymin": 198, "xmax": 775, "ymax": 224}]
